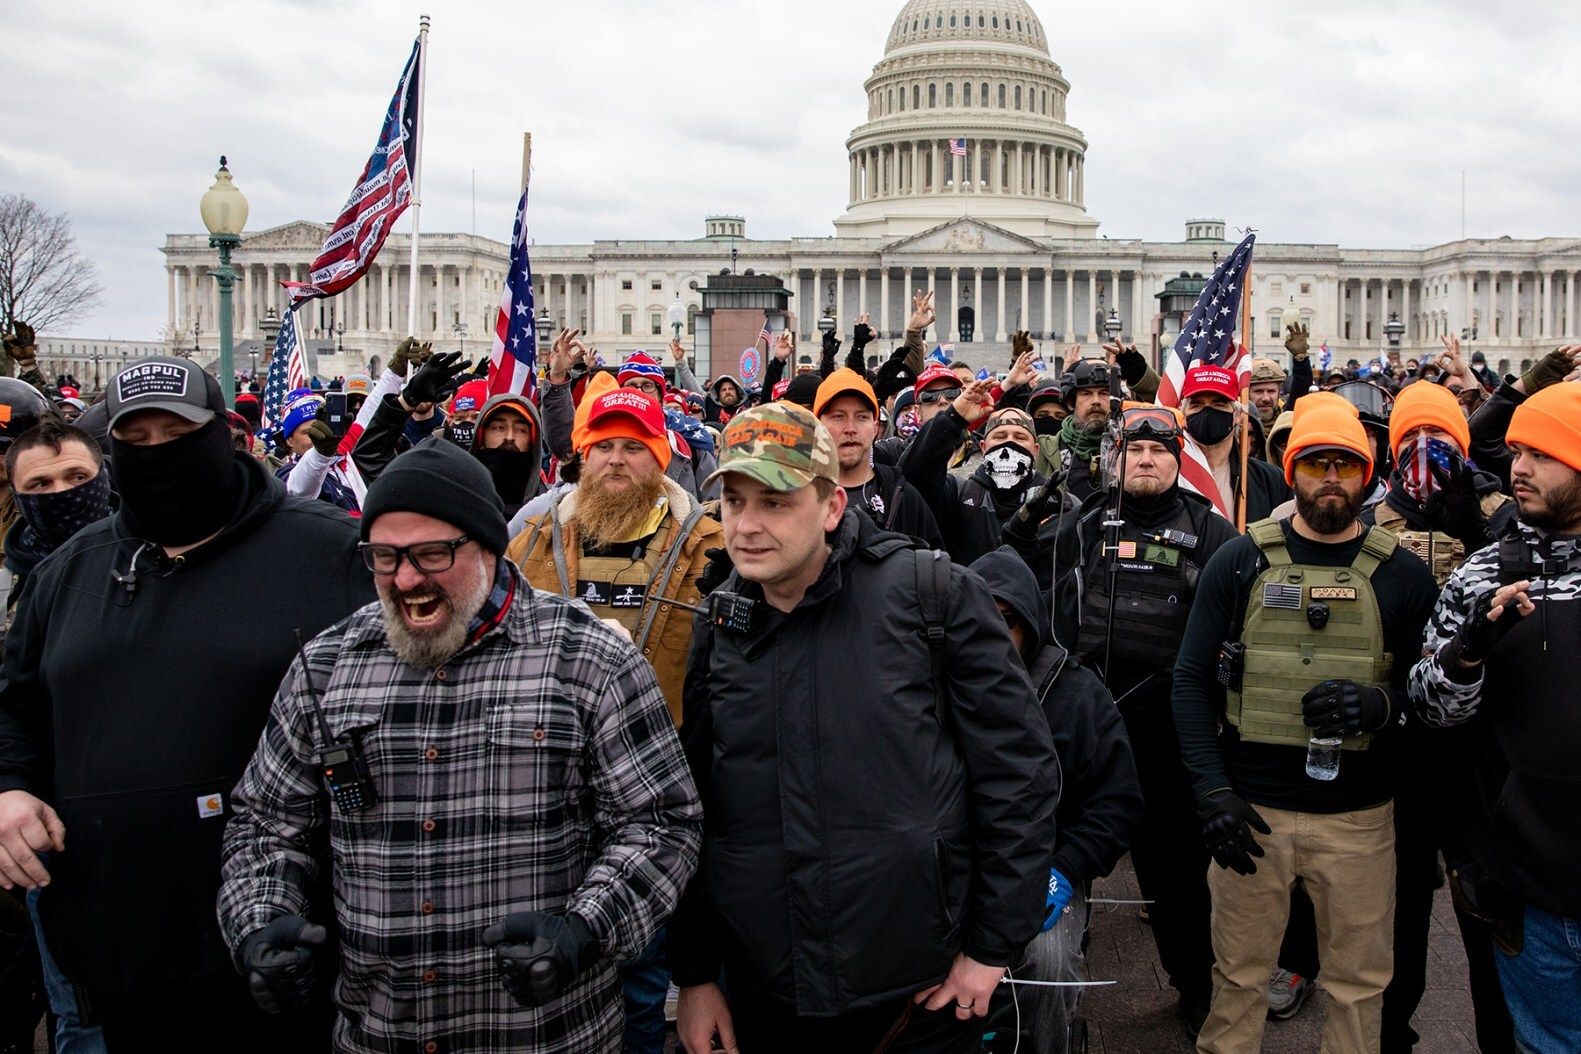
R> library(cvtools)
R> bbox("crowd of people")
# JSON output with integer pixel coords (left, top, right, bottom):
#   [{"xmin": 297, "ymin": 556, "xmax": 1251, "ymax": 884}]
[{"xmin": 0, "ymin": 298, "xmax": 1576, "ymax": 1054}]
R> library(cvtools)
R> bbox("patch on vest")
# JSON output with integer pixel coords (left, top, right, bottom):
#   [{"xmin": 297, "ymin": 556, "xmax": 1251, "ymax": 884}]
[
  {"xmin": 1262, "ymin": 583, "xmax": 1303, "ymax": 610},
  {"xmin": 577, "ymin": 580, "xmax": 613, "ymax": 605},
  {"xmin": 610, "ymin": 585, "xmax": 646, "ymax": 609},
  {"xmin": 1310, "ymin": 586, "xmax": 1357, "ymax": 600},
  {"xmin": 1115, "ymin": 541, "xmax": 1137, "ymax": 559},
  {"xmin": 1143, "ymin": 544, "xmax": 1181, "ymax": 568}
]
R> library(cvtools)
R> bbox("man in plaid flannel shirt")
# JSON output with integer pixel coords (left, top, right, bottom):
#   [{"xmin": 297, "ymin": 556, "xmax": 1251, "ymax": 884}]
[{"xmin": 218, "ymin": 441, "xmax": 702, "ymax": 1053}]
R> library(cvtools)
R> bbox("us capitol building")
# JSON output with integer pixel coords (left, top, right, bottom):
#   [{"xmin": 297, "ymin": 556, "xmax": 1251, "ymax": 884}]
[{"xmin": 152, "ymin": 0, "xmax": 1580, "ymax": 384}]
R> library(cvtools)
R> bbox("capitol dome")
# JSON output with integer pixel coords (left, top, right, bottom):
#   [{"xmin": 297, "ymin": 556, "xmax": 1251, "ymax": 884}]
[{"xmin": 834, "ymin": 0, "xmax": 1098, "ymax": 239}]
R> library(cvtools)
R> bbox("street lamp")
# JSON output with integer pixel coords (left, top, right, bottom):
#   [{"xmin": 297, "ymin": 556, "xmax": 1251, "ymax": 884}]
[
  {"xmin": 1104, "ymin": 308, "xmax": 1122, "ymax": 342},
  {"xmin": 1385, "ymin": 311, "xmax": 1404, "ymax": 351},
  {"xmin": 199, "ymin": 156, "xmax": 248, "ymax": 407},
  {"xmin": 817, "ymin": 282, "xmax": 837, "ymax": 336},
  {"xmin": 335, "ymin": 321, "xmax": 345, "ymax": 354},
  {"xmin": 452, "ymin": 320, "xmax": 469, "ymax": 356},
  {"xmin": 191, "ymin": 318, "xmax": 201, "ymax": 358},
  {"xmin": 534, "ymin": 309, "xmax": 554, "ymax": 354},
  {"xmin": 667, "ymin": 294, "xmax": 687, "ymax": 341}
]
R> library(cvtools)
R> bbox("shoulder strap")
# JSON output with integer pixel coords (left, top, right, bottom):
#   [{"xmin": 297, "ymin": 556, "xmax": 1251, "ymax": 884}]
[
  {"xmin": 1351, "ymin": 525, "xmax": 1399, "ymax": 579},
  {"xmin": 1247, "ymin": 518, "xmax": 1290, "ymax": 565},
  {"xmin": 1496, "ymin": 533, "xmax": 1537, "ymax": 585},
  {"xmin": 915, "ymin": 549, "xmax": 952, "ymax": 729},
  {"xmin": 633, "ymin": 505, "xmax": 710, "ymax": 651}
]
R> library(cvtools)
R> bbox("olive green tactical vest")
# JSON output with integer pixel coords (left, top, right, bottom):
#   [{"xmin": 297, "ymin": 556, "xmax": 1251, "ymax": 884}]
[
  {"xmin": 1226, "ymin": 519, "xmax": 1396, "ymax": 751},
  {"xmin": 1374, "ymin": 493, "xmax": 1509, "ymax": 587}
]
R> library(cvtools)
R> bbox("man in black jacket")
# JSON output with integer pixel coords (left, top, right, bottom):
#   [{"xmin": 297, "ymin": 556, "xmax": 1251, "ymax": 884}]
[
  {"xmin": 971, "ymin": 546, "xmax": 1141, "ymax": 1054},
  {"xmin": 1179, "ymin": 364, "xmax": 1291, "ymax": 524},
  {"xmin": 1009, "ymin": 405, "xmax": 1239, "ymax": 1035},
  {"xmin": 0, "ymin": 357, "xmax": 374, "ymax": 1051},
  {"xmin": 670, "ymin": 403, "xmax": 1059, "ymax": 1054}
]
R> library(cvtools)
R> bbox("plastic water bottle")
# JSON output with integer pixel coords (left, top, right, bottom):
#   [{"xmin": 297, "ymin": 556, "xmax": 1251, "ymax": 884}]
[{"xmin": 1306, "ymin": 735, "xmax": 1342, "ymax": 781}]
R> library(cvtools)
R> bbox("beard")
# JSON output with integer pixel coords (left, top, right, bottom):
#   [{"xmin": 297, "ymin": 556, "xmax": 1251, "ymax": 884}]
[
  {"xmin": 1296, "ymin": 482, "xmax": 1364, "ymax": 535},
  {"xmin": 380, "ymin": 558, "xmax": 494, "ymax": 668},
  {"xmin": 1076, "ymin": 411, "xmax": 1106, "ymax": 436},
  {"xmin": 1126, "ymin": 473, "xmax": 1174, "ymax": 499},
  {"xmin": 575, "ymin": 462, "xmax": 666, "ymax": 549},
  {"xmin": 1518, "ymin": 473, "xmax": 1581, "ymax": 531}
]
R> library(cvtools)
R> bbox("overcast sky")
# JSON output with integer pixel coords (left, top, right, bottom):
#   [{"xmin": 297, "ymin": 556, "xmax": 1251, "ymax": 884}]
[{"xmin": 3, "ymin": 0, "xmax": 1578, "ymax": 339}]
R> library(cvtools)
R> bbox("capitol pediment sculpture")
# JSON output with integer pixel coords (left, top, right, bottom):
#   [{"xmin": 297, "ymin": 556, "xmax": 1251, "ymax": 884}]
[
  {"xmin": 241, "ymin": 220, "xmax": 333, "ymax": 251},
  {"xmin": 885, "ymin": 219, "xmax": 1046, "ymax": 256}
]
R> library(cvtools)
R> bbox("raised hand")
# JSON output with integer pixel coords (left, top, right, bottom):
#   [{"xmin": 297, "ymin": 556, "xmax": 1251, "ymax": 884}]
[
  {"xmin": 908, "ymin": 289, "xmax": 936, "ymax": 332},
  {"xmin": 1062, "ymin": 344, "xmax": 1083, "ymax": 371},
  {"xmin": 773, "ymin": 330, "xmax": 795, "ymax": 363},
  {"xmin": 547, "ymin": 328, "xmax": 580, "ymax": 383},
  {"xmin": 951, "ymin": 378, "xmax": 996, "ymax": 423},
  {"xmin": 1006, "ymin": 349, "xmax": 1038, "ymax": 389},
  {"xmin": 1284, "ymin": 321, "xmax": 1310, "ymax": 359}
]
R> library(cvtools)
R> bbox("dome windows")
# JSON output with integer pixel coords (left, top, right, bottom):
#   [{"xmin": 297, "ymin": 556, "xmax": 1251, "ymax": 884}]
[
  {"xmin": 963, "ymin": 82, "xmax": 972, "ymax": 106},
  {"xmin": 949, "ymin": 14, "xmax": 956, "ymax": 27},
  {"xmin": 992, "ymin": 15, "xmax": 999, "ymax": 27}
]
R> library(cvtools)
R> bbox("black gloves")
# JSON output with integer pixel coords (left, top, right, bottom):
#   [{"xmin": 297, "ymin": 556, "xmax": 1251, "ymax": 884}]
[
  {"xmin": 1422, "ymin": 459, "xmax": 1487, "ymax": 547},
  {"xmin": 1520, "ymin": 348, "xmax": 1576, "ymax": 394},
  {"xmin": 1013, "ymin": 470, "xmax": 1068, "ymax": 525},
  {"xmin": 696, "ymin": 547, "xmax": 734, "ymax": 597},
  {"xmin": 305, "ymin": 420, "xmax": 339, "ymax": 457},
  {"xmin": 401, "ymin": 351, "xmax": 466, "ymax": 408},
  {"xmin": 1444, "ymin": 586, "xmax": 1528, "ymax": 668},
  {"xmin": 1197, "ymin": 790, "xmax": 1271, "ymax": 875},
  {"xmin": 1300, "ymin": 679, "xmax": 1391, "ymax": 738},
  {"xmin": 822, "ymin": 329, "xmax": 842, "ymax": 360},
  {"xmin": 240, "ymin": 915, "xmax": 326, "ymax": 1014},
  {"xmin": 1116, "ymin": 345, "xmax": 1148, "ymax": 387},
  {"xmin": 482, "ymin": 911, "xmax": 595, "ymax": 1009},
  {"xmin": 852, "ymin": 322, "xmax": 874, "ymax": 355}
]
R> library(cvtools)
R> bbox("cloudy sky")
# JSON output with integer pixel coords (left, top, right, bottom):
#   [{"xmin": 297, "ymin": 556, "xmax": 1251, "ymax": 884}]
[{"xmin": 3, "ymin": 0, "xmax": 1577, "ymax": 339}]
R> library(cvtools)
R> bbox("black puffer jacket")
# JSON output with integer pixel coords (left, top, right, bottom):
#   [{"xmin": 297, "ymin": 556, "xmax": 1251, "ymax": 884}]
[{"xmin": 670, "ymin": 513, "xmax": 1059, "ymax": 1015}]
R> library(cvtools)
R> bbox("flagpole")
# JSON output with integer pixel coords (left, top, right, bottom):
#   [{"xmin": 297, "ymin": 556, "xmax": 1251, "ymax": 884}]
[
  {"xmin": 1235, "ymin": 261, "xmax": 1254, "ymax": 531},
  {"xmin": 404, "ymin": 14, "xmax": 431, "ymax": 339}
]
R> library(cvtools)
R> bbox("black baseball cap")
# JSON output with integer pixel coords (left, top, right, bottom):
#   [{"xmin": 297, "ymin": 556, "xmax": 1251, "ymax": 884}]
[{"xmin": 107, "ymin": 357, "xmax": 226, "ymax": 429}]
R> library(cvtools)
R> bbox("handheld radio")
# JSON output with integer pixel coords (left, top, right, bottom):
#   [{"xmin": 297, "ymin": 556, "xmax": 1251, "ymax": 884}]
[{"xmin": 294, "ymin": 630, "xmax": 378, "ymax": 813}]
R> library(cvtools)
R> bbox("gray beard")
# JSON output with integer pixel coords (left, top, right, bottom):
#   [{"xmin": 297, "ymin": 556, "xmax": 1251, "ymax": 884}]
[{"xmin": 380, "ymin": 560, "xmax": 493, "ymax": 668}]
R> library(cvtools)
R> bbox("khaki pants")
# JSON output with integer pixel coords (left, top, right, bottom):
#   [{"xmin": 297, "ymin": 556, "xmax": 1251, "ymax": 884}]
[{"xmin": 1197, "ymin": 802, "xmax": 1396, "ymax": 1054}]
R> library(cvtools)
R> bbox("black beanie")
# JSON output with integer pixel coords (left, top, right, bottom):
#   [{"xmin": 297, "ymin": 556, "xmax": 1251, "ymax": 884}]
[
  {"xmin": 360, "ymin": 440, "xmax": 509, "ymax": 554},
  {"xmin": 782, "ymin": 373, "xmax": 823, "ymax": 409}
]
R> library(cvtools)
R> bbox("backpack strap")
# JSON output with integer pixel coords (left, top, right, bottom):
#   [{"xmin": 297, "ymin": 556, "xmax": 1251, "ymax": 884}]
[
  {"xmin": 915, "ymin": 549, "xmax": 952, "ymax": 729},
  {"xmin": 1496, "ymin": 533, "xmax": 1538, "ymax": 586},
  {"xmin": 1351, "ymin": 525, "xmax": 1399, "ymax": 579},
  {"xmin": 632, "ymin": 504, "xmax": 710, "ymax": 652}
]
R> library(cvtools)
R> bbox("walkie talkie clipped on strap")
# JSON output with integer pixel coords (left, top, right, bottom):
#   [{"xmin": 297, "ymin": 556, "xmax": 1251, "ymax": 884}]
[{"xmin": 294, "ymin": 630, "xmax": 378, "ymax": 813}]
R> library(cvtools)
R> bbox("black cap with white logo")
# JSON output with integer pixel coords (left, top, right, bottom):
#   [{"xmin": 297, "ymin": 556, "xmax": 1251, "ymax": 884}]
[{"xmin": 107, "ymin": 357, "xmax": 226, "ymax": 429}]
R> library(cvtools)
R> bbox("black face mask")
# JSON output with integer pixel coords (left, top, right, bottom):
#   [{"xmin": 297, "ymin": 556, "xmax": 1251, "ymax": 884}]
[
  {"xmin": 13, "ymin": 470, "xmax": 113, "ymax": 551},
  {"xmin": 110, "ymin": 417, "xmax": 240, "ymax": 546},
  {"xmin": 474, "ymin": 446, "xmax": 536, "ymax": 508},
  {"xmin": 1033, "ymin": 415, "xmax": 1062, "ymax": 437},
  {"xmin": 445, "ymin": 420, "xmax": 475, "ymax": 448},
  {"xmin": 1185, "ymin": 407, "xmax": 1235, "ymax": 446}
]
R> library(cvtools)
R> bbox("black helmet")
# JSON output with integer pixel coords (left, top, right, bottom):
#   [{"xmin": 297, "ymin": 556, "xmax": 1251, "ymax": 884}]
[
  {"xmin": 1330, "ymin": 381, "xmax": 1393, "ymax": 427},
  {"xmin": 1025, "ymin": 375, "xmax": 1064, "ymax": 413},
  {"xmin": 0, "ymin": 378, "xmax": 55, "ymax": 448},
  {"xmin": 1058, "ymin": 359, "xmax": 1116, "ymax": 407}
]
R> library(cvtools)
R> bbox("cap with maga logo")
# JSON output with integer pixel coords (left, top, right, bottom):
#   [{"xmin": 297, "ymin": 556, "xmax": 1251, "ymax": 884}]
[
  {"xmin": 107, "ymin": 356, "xmax": 226, "ymax": 429},
  {"xmin": 704, "ymin": 402, "xmax": 839, "ymax": 492}
]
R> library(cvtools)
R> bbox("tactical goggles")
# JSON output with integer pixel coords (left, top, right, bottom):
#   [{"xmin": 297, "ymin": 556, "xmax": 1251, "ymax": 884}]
[
  {"xmin": 917, "ymin": 386, "xmax": 962, "ymax": 406},
  {"xmin": 1119, "ymin": 405, "xmax": 1184, "ymax": 442},
  {"xmin": 1291, "ymin": 453, "xmax": 1367, "ymax": 481}
]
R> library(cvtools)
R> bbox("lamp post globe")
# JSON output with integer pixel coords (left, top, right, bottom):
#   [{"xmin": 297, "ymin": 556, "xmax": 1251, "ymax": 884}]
[
  {"xmin": 534, "ymin": 309, "xmax": 554, "ymax": 351},
  {"xmin": 1385, "ymin": 311, "xmax": 1405, "ymax": 350},
  {"xmin": 1104, "ymin": 308, "xmax": 1122, "ymax": 342},
  {"xmin": 667, "ymin": 294, "xmax": 687, "ymax": 341},
  {"xmin": 200, "ymin": 156, "xmax": 248, "ymax": 408}
]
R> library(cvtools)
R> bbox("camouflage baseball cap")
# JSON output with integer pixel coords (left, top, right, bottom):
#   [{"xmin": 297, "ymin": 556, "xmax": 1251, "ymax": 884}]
[{"xmin": 704, "ymin": 402, "xmax": 839, "ymax": 492}]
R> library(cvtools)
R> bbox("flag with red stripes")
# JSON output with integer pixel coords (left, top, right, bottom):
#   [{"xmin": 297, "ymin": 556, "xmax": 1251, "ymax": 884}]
[
  {"xmin": 1156, "ymin": 232, "xmax": 1255, "ymax": 520},
  {"xmin": 283, "ymin": 39, "xmax": 421, "ymax": 304},
  {"xmin": 488, "ymin": 185, "xmax": 537, "ymax": 399}
]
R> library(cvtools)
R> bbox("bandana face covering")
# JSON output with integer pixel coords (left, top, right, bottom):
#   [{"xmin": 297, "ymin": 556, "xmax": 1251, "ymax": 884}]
[
  {"xmin": 1398, "ymin": 435, "xmax": 1459, "ymax": 504},
  {"xmin": 13, "ymin": 470, "xmax": 112, "ymax": 550},
  {"xmin": 982, "ymin": 441, "xmax": 1034, "ymax": 491}
]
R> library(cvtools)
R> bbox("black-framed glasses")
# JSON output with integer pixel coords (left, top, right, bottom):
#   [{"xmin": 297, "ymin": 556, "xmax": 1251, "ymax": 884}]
[
  {"xmin": 624, "ymin": 379, "xmax": 660, "ymax": 394},
  {"xmin": 917, "ymin": 386, "xmax": 962, "ymax": 405},
  {"xmin": 359, "ymin": 536, "xmax": 471, "ymax": 575}
]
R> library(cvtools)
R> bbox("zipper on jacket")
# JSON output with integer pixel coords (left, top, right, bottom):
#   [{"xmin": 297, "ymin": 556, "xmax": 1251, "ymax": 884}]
[{"xmin": 933, "ymin": 839, "xmax": 955, "ymax": 929}]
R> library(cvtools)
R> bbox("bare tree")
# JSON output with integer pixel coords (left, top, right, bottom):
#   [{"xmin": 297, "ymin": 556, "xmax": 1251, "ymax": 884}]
[{"xmin": 0, "ymin": 193, "xmax": 104, "ymax": 334}]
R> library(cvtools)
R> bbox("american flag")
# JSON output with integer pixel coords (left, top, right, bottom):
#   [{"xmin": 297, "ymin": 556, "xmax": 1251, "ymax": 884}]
[
  {"xmin": 1156, "ymin": 231, "xmax": 1255, "ymax": 520},
  {"xmin": 283, "ymin": 39, "xmax": 422, "ymax": 304},
  {"xmin": 488, "ymin": 185, "xmax": 537, "ymax": 399},
  {"xmin": 262, "ymin": 307, "xmax": 308, "ymax": 430},
  {"xmin": 757, "ymin": 323, "xmax": 772, "ymax": 348},
  {"xmin": 949, "ymin": 138, "xmax": 967, "ymax": 156}
]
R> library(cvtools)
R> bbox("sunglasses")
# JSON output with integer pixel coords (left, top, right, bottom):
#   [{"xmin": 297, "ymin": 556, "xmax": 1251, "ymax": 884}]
[
  {"xmin": 1292, "ymin": 455, "xmax": 1367, "ymax": 481},
  {"xmin": 917, "ymin": 386, "xmax": 962, "ymax": 406}
]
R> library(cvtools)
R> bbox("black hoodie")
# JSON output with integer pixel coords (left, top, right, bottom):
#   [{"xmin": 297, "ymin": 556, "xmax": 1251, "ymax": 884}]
[
  {"xmin": 0, "ymin": 453, "xmax": 374, "ymax": 992},
  {"xmin": 970, "ymin": 547, "xmax": 1142, "ymax": 888}
]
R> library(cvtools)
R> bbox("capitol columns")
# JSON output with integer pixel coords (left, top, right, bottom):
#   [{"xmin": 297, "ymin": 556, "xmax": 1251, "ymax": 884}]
[
  {"xmin": 1043, "ymin": 263, "xmax": 1054, "ymax": 339},
  {"xmin": 1019, "ymin": 268, "xmax": 1030, "ymax": 336},
  {"xmin": 973, "ymin": 267, "xmax": 985, "ymax": 342},
  {"xmin": 995, "ymin": 267, "xmax": 1007, "ymax": 343},
  {"xmin": 1541, "ymin": 271, "xmax": 1552, "ymax": 339},
  {"xmin": 950, "ymin": 267, "xmax": 960, "ymax": 338},
  {"xmin": 879, "ymin": 267, "xmax": 891, "ymax": 337}
]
